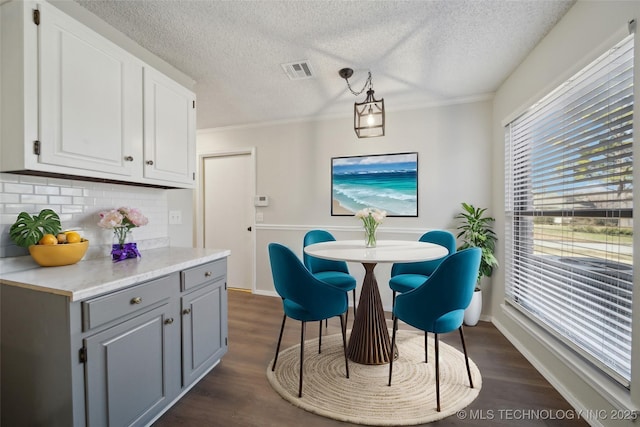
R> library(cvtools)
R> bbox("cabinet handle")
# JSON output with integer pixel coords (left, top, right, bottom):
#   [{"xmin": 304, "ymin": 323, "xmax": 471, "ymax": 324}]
[
  {"xmin": 130, "ymin": 297, "xmax": 142, "ymax": 305},
  {"xmin": 164, "ymin": 318, "xmax": 174, "ymax": 325},
  {"xmin": 124, "ymin": 156, "xmax": 134, "ymax": 162},
  {"xmin": 146, "ymin": 160, "xmax": 154, "ymax": 165},
  {"xmin": 204, "ymin": 271, "xmax": 212, "ymax": 277},
  {"xmin": 182, "ymin": 308, "xmax": 192, "ymax": 315}
]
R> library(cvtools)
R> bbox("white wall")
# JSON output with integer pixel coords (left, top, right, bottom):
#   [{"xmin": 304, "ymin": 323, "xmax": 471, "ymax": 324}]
[
  {"xmin": 167, "ymin": 188, "xmax": 195, "ymax": 247},
  {"xmin": 492, "ymin": 0, "xmax": 640, "ymax": 421},
  {"xmin": 197, "ymin": 98, "xmax": 493, "ymax": 309}
]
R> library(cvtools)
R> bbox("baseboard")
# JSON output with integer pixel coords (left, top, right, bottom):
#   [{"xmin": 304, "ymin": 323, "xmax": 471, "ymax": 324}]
[
  {"xmin": 253, "ymin": 289, "xmax": 279, "ymax": 298},
  {"xmin": 228, "ymin": 287, "xmax": 252, "ymax": 293}
]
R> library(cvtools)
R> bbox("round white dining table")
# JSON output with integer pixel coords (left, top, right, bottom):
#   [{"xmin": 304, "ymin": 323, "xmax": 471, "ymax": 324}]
[{"xmin": 304, "ymin": 239, "xmax": 448, "ymax": 365}]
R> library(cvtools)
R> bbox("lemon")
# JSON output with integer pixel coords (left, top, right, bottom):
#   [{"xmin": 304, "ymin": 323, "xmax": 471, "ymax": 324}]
[
  {"xmin": 38, "ymin": 234, "xmax": 58, "ymax": 245},
  {"xmin": 65, "ymin": 231, "xmax": 82, "ymax": 244}
]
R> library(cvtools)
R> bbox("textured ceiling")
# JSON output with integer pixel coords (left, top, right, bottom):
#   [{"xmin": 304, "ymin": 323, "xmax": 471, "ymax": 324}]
[{"xmin": 74, "ymin": 0, "xmax": 575, "ymax": 130}]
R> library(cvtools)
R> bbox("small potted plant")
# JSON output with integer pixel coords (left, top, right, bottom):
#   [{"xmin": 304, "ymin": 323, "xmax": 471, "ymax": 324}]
[
  {"xmin": 455, "ymin": 202, "xmax": 499, "ymax": 326},
  {"xmin": 9, "ymin": 209, "xmax": 89, "ymax": 266}
]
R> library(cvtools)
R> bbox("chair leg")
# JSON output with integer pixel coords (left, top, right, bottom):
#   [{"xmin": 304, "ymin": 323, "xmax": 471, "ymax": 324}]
[
  {"xmin": 388, "ymin": 317, "xmax": 399, "ymax": 386},
  {"xmin": 339, "ymin": 314, "xmax": 350, "ymax": 379},
  {"xmin": 321, "ymin": 310, "xmax": 348, "ymax": 356},
  {"xmin": 459, "ymin": 326, "xmax": 474, "ymax": 388},
  {"xmin": 435, "ymin": 333, "xmax": 441, "ymax": 412},
  {"xmin": 272, "ymin": 313, "xmax": 287, "ymax": 371},
  {"xmin": 391, "ymin": 291, "xmax": 396, "ymax": 320},
  {"xmin": 424, "ymin": 331, "xmax": 428, "ymax": 363},
  {"xmin": 299, "ymin": 321, "xmax": 306, "ymax": 398},
  {"xmin": 352, "ymin": 289, "xmax": 357, "ymax": 319}
]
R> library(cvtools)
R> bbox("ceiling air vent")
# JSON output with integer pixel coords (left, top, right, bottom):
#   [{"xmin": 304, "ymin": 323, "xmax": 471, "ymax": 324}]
[{"xmin": 281, "ymin": 60, "xmax": 314, "ymax": 80}]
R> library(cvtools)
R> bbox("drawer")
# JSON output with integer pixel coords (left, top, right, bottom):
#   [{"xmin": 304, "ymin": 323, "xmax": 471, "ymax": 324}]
[
  {"xmin": 82, "ymin": 274, "xmax": 175, "ymax": 331},
  {"xmin": 181, "ymin": 259, "xmax": 226, "ymax": 292}
]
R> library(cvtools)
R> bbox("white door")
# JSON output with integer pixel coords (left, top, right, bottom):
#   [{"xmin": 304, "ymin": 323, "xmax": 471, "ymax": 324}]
[{"xmin": 203, "ymin": 153, "xmax": 253, "ymax": 291}]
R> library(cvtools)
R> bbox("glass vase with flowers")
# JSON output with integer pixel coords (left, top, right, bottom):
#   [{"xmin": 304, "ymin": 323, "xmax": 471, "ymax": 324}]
[
  {"xmin": 355, "ymin": 207, "xmax": 386, "ymax": 248},
  {"xmin": 98, "ymin": 207, "xmax": 148, "ymax": 262}
]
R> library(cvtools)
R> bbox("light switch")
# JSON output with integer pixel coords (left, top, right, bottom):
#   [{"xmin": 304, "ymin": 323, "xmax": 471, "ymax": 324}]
[
  {"xmin": 256, "ymin": 212, "xmax": 264, "ymax": 223},
  {"xmin": 169, "ymin": 210, "xmax": 182, "ymax": 225}
]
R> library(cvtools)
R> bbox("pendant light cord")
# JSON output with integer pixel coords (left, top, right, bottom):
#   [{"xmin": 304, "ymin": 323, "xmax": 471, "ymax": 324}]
[{"xmin": 344, "ymin": 71, "xmax": 372, "ymax": 96}]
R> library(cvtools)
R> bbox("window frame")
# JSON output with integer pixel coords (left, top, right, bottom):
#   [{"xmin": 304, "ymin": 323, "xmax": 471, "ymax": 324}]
[{"xmin": 504, "ymin": 33, "xmax": 634, "ymax": 387}]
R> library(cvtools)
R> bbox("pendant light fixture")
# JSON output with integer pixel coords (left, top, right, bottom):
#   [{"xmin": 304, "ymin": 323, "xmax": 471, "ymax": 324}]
[{"xmin": 339, "ymin": 68, "xmax": 385, "ymax": 138}]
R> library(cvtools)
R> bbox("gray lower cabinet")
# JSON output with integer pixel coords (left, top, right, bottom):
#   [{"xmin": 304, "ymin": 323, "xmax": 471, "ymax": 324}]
[
  {"xmin": 0, "ymin": 258, "xmax": 227, "ymax": 427},
  {"xmin": 84, "ymin": 302, "xmax": 180, "ymax": 426},
  {"xmin": 181, "ymin": 274, "xmax": 227, "ymax": 387}
]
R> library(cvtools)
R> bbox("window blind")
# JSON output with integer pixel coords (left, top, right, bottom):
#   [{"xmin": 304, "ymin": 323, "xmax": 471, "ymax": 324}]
[{"xmin": 505, "ymin": 34, "xmax": 634, "ymax": 384}]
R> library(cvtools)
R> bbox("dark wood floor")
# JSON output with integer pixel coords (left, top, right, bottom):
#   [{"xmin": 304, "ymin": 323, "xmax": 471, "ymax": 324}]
[{"xmin": 154, "ymin": 290, "xmax": 587, "ymax": 426}]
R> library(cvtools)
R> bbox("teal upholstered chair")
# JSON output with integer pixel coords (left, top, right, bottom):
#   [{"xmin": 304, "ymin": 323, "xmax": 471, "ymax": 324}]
[
  {"xmin": 268, "ymin": 243, "xmax": 350, "ymax": 397},
  {"xmin": 303, "ymin": 230, "xmax": 357, "ymax": 350},
  {"xmin": 303, "ymin": 230, "xmax": 357, "ymax": 318},
  {"xmin": 389, "ymin": 230, "xmax": 456, "ymax": 317},
  {"xmin": 388, "ymin": 247, "xmax": 481, "ymax": 412}
]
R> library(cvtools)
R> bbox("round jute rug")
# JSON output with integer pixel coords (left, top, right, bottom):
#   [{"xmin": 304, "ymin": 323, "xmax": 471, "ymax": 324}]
[{"xmin": 266, "ymin": 330, "xmax": 481, "ymax": 426}]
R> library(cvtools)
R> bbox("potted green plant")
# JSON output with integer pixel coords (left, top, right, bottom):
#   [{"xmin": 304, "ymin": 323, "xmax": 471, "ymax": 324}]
[
  {"xmin": 455, "ymin": 202, "xmax": 499, "ymax": 326},
  {"xmin": 9, "ymin": 209, "xmax": 62, "ymax": 248}
]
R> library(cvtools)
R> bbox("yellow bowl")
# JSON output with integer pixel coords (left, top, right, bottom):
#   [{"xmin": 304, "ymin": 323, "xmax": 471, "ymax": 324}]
[{"xmin": 28, "ymin": 240, "xmax": 89, "ymax": 267}]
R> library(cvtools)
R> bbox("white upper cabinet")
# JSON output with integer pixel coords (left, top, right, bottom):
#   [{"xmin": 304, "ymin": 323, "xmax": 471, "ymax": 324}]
[
  {"xmin": 143, "ymin": 67, "xmax": 196, "ymax": 186},
  {"xmin": 39, "ymin": 2, "xmax": 142, "ymax": 177},
  {"xmin": 0, "ymin": 0, "xmax": 196, "ymax": 188}
]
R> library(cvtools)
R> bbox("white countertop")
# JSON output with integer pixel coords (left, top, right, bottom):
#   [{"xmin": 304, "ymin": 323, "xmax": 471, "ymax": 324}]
[
  {"xmin": 303, "ymin": 239, "xmax": 448, "ymax": 263},
  {"xmin": 0, "ymin": 247, "xmax": 231, "ymax": 301}
]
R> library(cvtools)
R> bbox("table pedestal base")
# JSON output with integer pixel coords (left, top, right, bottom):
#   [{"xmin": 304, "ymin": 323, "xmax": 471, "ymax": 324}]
[{"xmin": 347, "ymin": 263, "xmax": 394, "ymax": 365}]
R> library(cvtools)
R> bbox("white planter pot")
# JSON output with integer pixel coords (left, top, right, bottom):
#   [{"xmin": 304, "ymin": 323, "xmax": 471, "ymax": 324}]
[{"xmin": 464, "ymin": 290, "xmax": 482, "ymax": 326}]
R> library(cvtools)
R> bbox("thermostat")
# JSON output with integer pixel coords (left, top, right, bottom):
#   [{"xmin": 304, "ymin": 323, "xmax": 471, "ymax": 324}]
[{"xmin": 254, "ymin": 195, "xmax": 269, "ymax": 206}]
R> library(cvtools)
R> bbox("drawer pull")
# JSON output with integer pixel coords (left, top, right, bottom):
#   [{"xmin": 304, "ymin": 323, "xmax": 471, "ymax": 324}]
[
  {"xmin": 164, "ymin": 318, "xmax": 174, "ymax": 325},
  {"xmin": 146, "ymin": 160, "xmax": 154, "ymax": 165},
  {"xmin": 130, "ymin": 297, "xmax": 142, "ymax": 305},
  {"xmin": 182, "ymin": 308, "xmax": 192, "ymax": 315},
  {"xmin": 124, "ymin": 155, "xmax": 134, "ymax": 162},
  {"xmin": 204, "ymin": 271, "xmax": 212, "ymax": 277}
]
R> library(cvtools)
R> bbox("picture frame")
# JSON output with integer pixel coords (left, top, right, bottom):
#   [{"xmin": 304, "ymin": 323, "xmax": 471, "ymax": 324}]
[{"xmin": 331, "ymin": 152, "xmax": 418, "ymax": 216}]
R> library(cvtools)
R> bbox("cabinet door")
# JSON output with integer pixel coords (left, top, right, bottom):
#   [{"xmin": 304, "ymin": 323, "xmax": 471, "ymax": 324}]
[
  {"xmin": 143, "ymin": 67, "xmax": 196, "ymax": 186},
  {"xmin": 181, "ymin": 278, "xmax": 228, "ymax": 387},
  {"xmin": 39, "ymin": 3, "xmax": 142, "ymax": 177},
  {"xmin": 84, "ymin": 304, "xmax": 180, "ymax": 427}
]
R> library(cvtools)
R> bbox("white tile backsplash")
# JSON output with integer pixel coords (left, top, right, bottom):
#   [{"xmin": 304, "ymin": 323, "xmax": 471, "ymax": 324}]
[
  {"xmin": 21, "ymin": 194, "xmax": 49, "ymax": 204},
  {"xmin": 4, "ymin": 183, "xmax": 34, "ymax": 194},
  {"xmin": 35, "ymin": 185, "xmax": 60, "ymax": 195},
  {"xmin": 0, "ymin": 173, "xmax": 170, "ymax": 260}
]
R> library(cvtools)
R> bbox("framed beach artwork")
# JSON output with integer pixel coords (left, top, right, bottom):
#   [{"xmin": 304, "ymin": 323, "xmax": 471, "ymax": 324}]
[{"xmin": 331, "ymin": 152, "xmax": 418, "ymax": 216}]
